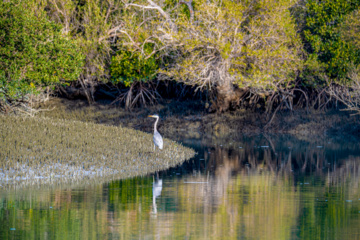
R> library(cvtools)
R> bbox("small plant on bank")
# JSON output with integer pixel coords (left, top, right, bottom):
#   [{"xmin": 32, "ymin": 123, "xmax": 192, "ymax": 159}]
[{"xmin": 110, "ymin": 47, "xmax": 160, "ymax": 109}]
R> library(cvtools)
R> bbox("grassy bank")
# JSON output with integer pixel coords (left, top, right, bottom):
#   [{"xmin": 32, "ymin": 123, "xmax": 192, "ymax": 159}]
[{"xmin": 0, "ymin": 114, "xmax": 195, "ymax": 189}]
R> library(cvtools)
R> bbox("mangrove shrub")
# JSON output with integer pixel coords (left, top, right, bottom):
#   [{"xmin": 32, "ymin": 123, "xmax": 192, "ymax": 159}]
[
  {"xmin": 111, "ymin": 48, "xmax": 159, "ymax": 88},
  {"xmin": 160, "ymin": 0, "xmax": 304, "ymax": 110},
  {"xmin": 0, "ymin": 0, "xmax": 84, "ymax": 103},
  {"xmin": 304, "ymin": 0, "xmax": 360, "ymax": 82}
]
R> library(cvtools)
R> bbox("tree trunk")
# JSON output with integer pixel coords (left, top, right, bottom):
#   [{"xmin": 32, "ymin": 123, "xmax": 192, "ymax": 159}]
[
  {"xmin": 209, "ymin": 83, "xmax": 249, "ymax": 112},
  {"xmin": 79, "ymin": 77, "xmax": 95, "ymax": 104}
]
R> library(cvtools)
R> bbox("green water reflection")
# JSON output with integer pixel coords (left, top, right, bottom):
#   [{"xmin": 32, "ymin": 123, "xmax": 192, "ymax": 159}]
[{"xmin": 1, "ymin": 135, "xmax": 360, "ymax": 239}]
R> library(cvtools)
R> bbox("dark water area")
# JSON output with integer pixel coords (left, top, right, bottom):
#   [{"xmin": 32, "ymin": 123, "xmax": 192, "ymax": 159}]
[{"xmin": 1, "ymin": 134, "xmax": 360, "ymax": 239}]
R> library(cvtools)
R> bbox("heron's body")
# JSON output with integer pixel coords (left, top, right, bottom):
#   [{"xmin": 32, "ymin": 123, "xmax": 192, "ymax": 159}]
[
  {"xmin": 148, "ymin": 114, "xmax": 163, "ymax": 151},
  {"xmin": 153, "ymin": 131, "xmax": 163, "ymax": 150}
]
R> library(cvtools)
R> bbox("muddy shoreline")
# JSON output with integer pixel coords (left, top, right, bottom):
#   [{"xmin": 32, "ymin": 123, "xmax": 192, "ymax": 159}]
[{"xmin": 37, "ymin": 97, "xmax": 360, "ymax": 142}]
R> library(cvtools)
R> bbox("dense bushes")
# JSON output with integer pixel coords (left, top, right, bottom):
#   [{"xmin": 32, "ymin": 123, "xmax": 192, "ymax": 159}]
[
  {"xmin": 162, "ymin": 0, "xmax": 304, "ymax": 110},
  {"xmin": 303, "ymin": 0, "xmax": 360, "ymax": 82},
  {"xmin": 111, "ymin": 48, "xmax": 159, "ymax": 87},
  {"xmin": 0, "ymin": 1, "xmax": 84, "ymax": 103},
  {"xmin": 1, "ymin": 0, "xmax": 360, "ymax": 112}
]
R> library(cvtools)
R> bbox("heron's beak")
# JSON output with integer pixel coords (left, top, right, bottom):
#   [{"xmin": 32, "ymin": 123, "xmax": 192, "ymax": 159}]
[{"xmin": 148, "ymin": 115, "xmax": 154, "ymax": 118}]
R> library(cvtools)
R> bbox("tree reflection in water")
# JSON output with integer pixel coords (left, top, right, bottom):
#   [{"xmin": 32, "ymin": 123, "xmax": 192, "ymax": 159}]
[{"xmin": 1, "ymin": 135, "xmax": 360, "ymax": 239}]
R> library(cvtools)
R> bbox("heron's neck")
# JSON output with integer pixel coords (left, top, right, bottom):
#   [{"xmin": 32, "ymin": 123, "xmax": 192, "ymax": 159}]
[{"xmin": 154, "ymin": 117, "xmax": 159, "ymax": 133}]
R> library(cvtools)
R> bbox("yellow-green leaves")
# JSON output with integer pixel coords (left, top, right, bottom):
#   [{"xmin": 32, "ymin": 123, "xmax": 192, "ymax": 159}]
[
  {"xmin": 339, "ymin": 8, "xmax": 360, "ymax": 54},
  {"xmin": 163, "ymin": 0, "xmax": 302, "ymax": 93},
  {"xmin": 0, "ymin": 0, "xmax": 84, "ymax": 102},
  {"xmin": 304, "ymin": 0, "xmax": 360, "ymax": 81},
  {"xmin": 110, "ymin": 49, "xmax": 158, "ymax": 87}
]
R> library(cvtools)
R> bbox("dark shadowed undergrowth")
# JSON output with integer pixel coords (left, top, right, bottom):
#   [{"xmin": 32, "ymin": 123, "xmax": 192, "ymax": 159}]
[
  {"xmin": 0, "ymin": 115, "xmax": 195, "ymax": 189},
  {"xmin": 37, "ymin": 98, "xmax": 360, "ymax": 141}
]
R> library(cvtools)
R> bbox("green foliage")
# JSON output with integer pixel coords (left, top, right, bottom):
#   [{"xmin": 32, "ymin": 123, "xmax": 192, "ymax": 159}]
[
  {"xmin": 304, "ymin": 0, "xmax": 360, "ymax": 81},
  {"xmin": 111, "ymin": 49, "xmax": 159, "ymax": 87},
  {"xmin": 163, "ymin": 0, "xmax": 303, "ymax": 92},
  {"xmin": 339, "ymin": 8, "xmax": 360, "ymax": 63},
  {"xmin": 300, "ymin": 53, "xmax": 327, "ymax": 88},
  {"xmin": 2, "ymin": 0, "xmax": 360, "ymax": 110},
  {"xmin": 0, "ymin": 0, "xmax": 84, "ymax": 101},
  {"xmin": 76, "ymin": 0, "xmax": 115, "ymax": 80},
  {"xmin": 238, "ymin": 0, "xmax": 303, "ymax": 90}
]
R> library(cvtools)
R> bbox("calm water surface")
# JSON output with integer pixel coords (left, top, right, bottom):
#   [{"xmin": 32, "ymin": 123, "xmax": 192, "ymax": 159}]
[{"xmin": 1, "ymin": 134, "xmax": 360, "ymax": 240}]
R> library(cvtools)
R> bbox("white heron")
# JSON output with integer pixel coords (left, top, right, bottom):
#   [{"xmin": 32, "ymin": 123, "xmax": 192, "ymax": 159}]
[{"xmin": 148, "ymin": 114, "xmax": 163, "ymax": 151}]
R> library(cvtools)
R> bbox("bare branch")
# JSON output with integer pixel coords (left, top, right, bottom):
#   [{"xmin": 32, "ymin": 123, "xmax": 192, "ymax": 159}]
[
  {"xmin": 179, "ymin": 0, "xmax": 194, "ymax": 23},
  {"xmin": 125, "ymin": 0, "xmax": 177, "ymax": 32}
]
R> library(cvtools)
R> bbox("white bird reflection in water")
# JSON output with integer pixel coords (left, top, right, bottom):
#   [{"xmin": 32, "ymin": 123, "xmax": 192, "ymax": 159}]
[{"xmin": 152, "ymin": 174, "xmax": 163, "ymax": 214}]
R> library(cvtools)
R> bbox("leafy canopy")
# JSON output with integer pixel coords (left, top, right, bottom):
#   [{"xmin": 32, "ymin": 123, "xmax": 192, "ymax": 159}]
[
  {"xmin": 161, "ymin": 0, "xmax": 303, "ymax": 92},
  {"xmin": 0, "ymin": 0, "xmax": 84, "ymax": 101},
  {"xmin": 304, "ymin": 0, "xmax": 360, "ymax": 81},
  {"xmin": 110, "ymin": 49, "xmax": 159, "ymax": 87}
]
